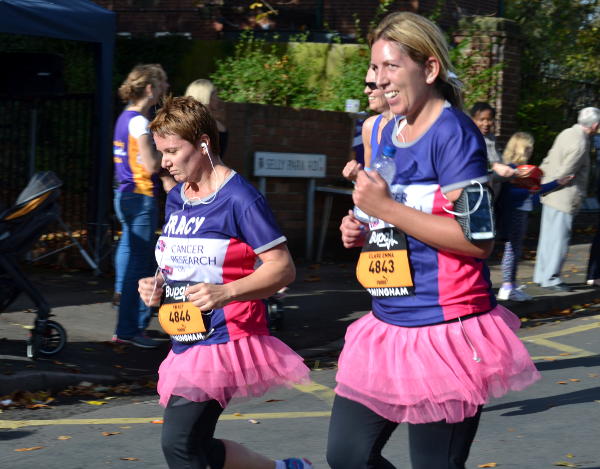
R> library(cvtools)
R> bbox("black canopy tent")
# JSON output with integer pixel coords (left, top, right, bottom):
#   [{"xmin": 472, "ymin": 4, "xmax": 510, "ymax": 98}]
[{"xmin": 0, "ymin": 0, "xmax": 116, "ymax": 268}]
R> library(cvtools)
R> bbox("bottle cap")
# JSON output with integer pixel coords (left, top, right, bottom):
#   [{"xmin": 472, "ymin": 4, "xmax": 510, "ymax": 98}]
[{"xmin": 382, "ymin": 145, "xmax": 396, "ymax": 157}]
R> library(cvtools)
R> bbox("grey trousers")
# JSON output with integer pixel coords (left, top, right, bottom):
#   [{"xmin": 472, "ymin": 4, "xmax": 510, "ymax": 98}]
[{"xmin": 533, "ymin": 204, "xmax": 573, "ymax": 287}]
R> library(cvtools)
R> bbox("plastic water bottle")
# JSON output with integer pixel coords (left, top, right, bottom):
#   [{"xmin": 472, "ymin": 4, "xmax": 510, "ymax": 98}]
[
  {"xmin": 369, "ymin": 145, "xmax": 396, "ymax": 225},
  {"xmin": 373, "ymin": 144, "xmax": 397, "ymax": 188},
  {"xmin": 352, "ymin": 145, "xmax": 397, "ymax": 223}
]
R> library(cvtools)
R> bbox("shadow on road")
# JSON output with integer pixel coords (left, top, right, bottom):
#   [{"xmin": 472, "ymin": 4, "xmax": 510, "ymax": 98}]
[{"xmin": 484, "ymin": 386, "xmax": 600, "ymax": 416}]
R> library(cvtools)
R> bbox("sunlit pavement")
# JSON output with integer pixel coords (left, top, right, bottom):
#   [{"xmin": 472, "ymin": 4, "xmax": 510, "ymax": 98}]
[{"xmin": 1, "ymin": 311, "xmax": 599, "ymax": 468}]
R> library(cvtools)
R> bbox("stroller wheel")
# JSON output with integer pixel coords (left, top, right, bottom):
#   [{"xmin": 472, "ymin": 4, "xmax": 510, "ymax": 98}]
[
  {"xmin": 27, "ymin": 320, "xmax": 67, "ymax": 359},
  {"xmin": 267, "ymin": 297, "xmax": 285, "ymax": 331}
]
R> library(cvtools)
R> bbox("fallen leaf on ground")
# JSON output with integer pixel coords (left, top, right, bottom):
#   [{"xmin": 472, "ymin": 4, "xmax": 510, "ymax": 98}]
[
  {"xmin": 559, "ymin": 353, "xmax": 572, "ymax": 356},
  {"xmin": 553, "ymin": 462, "xmax": 577, "ymax": 467},
  {"xmin": 57, "ymin": 436, "xmax": 72, "ymax": 440},
  {"xmin": 151, "ymin": 419, "xmax": 163, "ymax": 424},
  {"xmin": 303, "ymin": 275, "xmax": 321, "ymax": 282},
  {"xmin": 265, "ymin": 399, "xmax": 284, "ymax": 403},
  {"xmin": 566, "ymin": 453, "xmax": 575, "ymax": 458},
  {"xmin": 478, "ymin": 463, "xmax": 497, "ymax": 468},
  {"xmin": 120, "ymin": 457, "xmax": 139, "ymax": 461},
  {"xmin": 15, "ymin": 446, "xmax": 44, "ymax": 452},
  {"xmin": 556, "ymin": 381, "xmax": 568, "ymax": 384},
  {"xmin": 248, "ymin": 419, "xmax": 260, "ymax": 424},
  {"xmin": 232, "ymin": 412, "xmax": 242, "ymax": 416},
  {"xmin": 102, "ymin": 431, "xmax": 121, "ymax": 436},
  {"xmin": 82, "ymin": 400, "xmax": 107, "ymax": 405},
  {"xmin": 569, "ymin": 379, "xmax": 580, "ymax": 382}
]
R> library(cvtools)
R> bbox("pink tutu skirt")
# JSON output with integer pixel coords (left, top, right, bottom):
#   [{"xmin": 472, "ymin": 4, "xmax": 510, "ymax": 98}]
[
  {"xmin": 158, "ymin": 335, "xmax": 310, "ymax": 407},
  {"xmin": 335, "ymin": 305, "xmax": 540, "ymax": 424}
]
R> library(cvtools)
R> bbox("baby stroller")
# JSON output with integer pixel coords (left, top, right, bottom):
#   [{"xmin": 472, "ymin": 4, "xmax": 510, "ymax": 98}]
[{"xmin": 0, "ymin": 171, "xmax": 69, "ymax": 359}]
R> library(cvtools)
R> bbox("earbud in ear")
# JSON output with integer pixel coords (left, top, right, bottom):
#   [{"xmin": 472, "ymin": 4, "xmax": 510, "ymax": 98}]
[{"xmin": 201, "ymin": 142, "xmax": 208, "ymax": 149}]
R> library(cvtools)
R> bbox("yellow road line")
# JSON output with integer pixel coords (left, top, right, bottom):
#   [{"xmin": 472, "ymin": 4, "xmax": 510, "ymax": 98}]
[
  {"xmin": 293, "ymin": 382, "xmax": 336, "ymax": 406},
  {"xmin": 528, "ymin": 338, "xmax": 596, "ymax": 361},
  {"xmin": 522, "ymin": 316, "xmax": 600, "ymax": 360},
  {"xmin": 521, "ymin": 317, "xmax": 600, "ymax": 341},
  {"xmin": 0, "ymin": 411, "xmax": 331, "ymax": 430}
]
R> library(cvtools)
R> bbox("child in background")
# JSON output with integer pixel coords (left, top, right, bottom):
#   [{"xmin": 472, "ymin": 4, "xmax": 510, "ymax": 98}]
[
  {"xmin": 470, "ymin": 102, "xmax": 515, "ymax": 179},
  {"xmin": 497, "ymin": 132, "xmax": 573, "ymax": 301}
]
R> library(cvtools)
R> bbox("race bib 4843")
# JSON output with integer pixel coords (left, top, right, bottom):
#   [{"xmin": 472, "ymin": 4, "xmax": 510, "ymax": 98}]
[{"xmin": 356, "ymin": 228, "xmax": 415, "ymax": 297}]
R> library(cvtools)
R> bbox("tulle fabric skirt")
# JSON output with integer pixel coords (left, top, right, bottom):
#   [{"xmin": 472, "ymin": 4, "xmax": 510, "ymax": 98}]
[
  {"xmin": 335, "ymin": 305, "xmax": 540, "ymax": 424},
  {"xmin": 158, "ymin": 334, "xmax": 310, "ymax": 407}
]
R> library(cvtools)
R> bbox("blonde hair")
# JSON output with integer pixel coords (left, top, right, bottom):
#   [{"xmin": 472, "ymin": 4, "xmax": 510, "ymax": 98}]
[
  {"xmin": 185, "ymin": 79, "xmax": 216, "ymax": 107},
  {"xmin": 370, "ymin": 12, "xmax": 463, "ymax": 109},
  {"xmin": 118, "ymin": 64, "xmax": 166, "ymax": 103},
  {"xmin": 502, "ymin": 132, "xmax": 534, "ymax": 165},
  {"xmin": 149, "ymin": 95, "xmax": 220, "ymax": 156}
]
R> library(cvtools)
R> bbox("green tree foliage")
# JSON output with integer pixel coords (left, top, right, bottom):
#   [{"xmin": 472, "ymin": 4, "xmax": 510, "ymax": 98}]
[
  {"xmin": 319, "ymin": 46, "xmax": 370, "ymax": 111},
  {"xmin": 505, "ymin": 0, "xmax": 599, "ymax": 160},
  {"xmin": 450, "ymin": 37, "xmax": 502, "ymax": 111},
  {"xmin": 210, "ymin": 32, "xmax": 319, "ymax": 108},
  {"xmin": 506, "ymin": 0, "xmax": 599, "ymax": 83}
]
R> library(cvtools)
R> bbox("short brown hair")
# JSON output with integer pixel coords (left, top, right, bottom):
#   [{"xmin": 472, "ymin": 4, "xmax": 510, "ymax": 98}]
[{"xmin": 149, "ymin": 95, "xmax": 220, "ymax": 156}]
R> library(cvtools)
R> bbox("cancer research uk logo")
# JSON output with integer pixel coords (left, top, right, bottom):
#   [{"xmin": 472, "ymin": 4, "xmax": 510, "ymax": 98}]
[{"xmin": 157, "ymin": 239, "xmax": 166, "ymax": 252}]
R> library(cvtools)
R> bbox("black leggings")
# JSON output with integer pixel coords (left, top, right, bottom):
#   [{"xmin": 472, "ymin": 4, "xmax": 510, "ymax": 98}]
[
  {"xmin": 161, "ymin": 395, "xmax": 227, "ymax": 469},
  {"xmin": 326, "ymin": 395, "xmax": 482, "ymax": 469}
]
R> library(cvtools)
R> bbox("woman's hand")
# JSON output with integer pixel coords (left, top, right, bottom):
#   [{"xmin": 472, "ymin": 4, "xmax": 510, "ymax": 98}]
[
  {"xmin": 352, "ymin": 169, "xmax": 393, "ymax": 219},
  {"xmin": 492, "ymin": 162, "xmax": 516, "ymax": 178},
  {"xmin": 340, "ymin": 210, "xmax": 368, "ymax": 248},
  {"xmin": 185, "ymin": 282, "xmax": 232, "ymax": 311},
  {"xmin": 342, "ymin": 160, "xmax": 363, "ymax": 182},
  {"xmin": 138, "ymin": 275, "xmax": 164, "ymax": 307},
  {"xmin": 557, "ymin": 175, "xmax": 574, "ymax": 186}
]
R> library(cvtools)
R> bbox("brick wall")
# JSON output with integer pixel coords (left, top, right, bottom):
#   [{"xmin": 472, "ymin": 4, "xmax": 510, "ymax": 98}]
[
  {"xmin": 94, "ymin": 1, "xmax": 501, "ymax": 38},
  {"xmin": 454, "ymin": 18, "xmax": 522, "ymax": 148},
  {"xmin": 222, "ymin": 102, "xmax": 356, "ymax": 260}
]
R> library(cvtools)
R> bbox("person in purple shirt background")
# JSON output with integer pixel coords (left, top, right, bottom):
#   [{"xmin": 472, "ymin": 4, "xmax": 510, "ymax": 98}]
[{"xmin": 112, "ymin": 64, "xmax": 169, "ymax": 348}]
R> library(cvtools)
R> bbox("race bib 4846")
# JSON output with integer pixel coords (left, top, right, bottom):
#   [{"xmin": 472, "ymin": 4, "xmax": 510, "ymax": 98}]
[{"xmin": 158, "ymin": 281, "xmax": 213, "ymax": 343}]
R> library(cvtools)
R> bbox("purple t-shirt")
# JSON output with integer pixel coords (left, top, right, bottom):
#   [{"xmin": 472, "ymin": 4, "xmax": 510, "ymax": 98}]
[
  {"xmin": 113, "ymin": 110, "xmax": 159, "ymax": 197},
  {"xmin": 365, "ymin": 105, "xmax": 496, "ymax": 326},
  {"xmin": 156, "ymin": 171, "xmax": 286, "ymax": 353}
]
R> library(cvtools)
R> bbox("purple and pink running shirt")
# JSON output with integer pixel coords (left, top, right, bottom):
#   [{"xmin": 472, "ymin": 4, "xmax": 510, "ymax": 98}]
[
  {"xmin": 113, "ymin": 110, "xmax": 159, "ymax": 197},
  {"xmin": 368, "ymin": 105, "xmax": 496, "ymax": 327},
  {"xmin": 155, "ymin": 171, "xmax": 286, "ymax": 353}
]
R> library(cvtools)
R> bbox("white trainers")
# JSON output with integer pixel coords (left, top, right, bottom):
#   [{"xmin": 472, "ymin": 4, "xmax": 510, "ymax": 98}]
[{"xmin": 497, "ymin": 286, "xmax": 532, "ymax": 302}]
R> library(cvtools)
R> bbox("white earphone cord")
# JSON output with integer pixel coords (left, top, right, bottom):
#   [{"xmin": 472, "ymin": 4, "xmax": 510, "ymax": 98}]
[
  {"xmin": 150, "ymin": 143, "xmax": 222, "ymax": 302},
  {"xmin": 442, "ymin": 180, "xmax": 484, "ymax": 217}
]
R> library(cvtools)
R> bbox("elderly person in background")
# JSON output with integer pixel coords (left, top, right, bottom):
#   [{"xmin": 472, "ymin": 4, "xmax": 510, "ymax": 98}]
[{"xmin": 533, "ymin": 107, "xmax": 600, "ymax": 291}]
